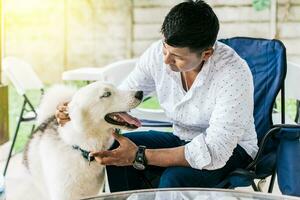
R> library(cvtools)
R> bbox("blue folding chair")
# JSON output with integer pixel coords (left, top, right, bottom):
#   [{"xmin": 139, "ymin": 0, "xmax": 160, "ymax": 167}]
[
  {"xmin": 214, "ymin": 37, "xmax": 300, "ymax": 194},
  {"xmin": 132, "ymin": 37, "xmax": 287, "ymax": 192},
  {"xmin": 102, "ymin": 38, "xmax": 300, "ymax": 195},
  {"xmin": 142, "ymin": 37, "xmax": 300, "ymax": 194}
]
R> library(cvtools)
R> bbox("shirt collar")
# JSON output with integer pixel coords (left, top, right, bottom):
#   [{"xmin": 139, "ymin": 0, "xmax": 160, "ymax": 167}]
[{"xmin": 164, "ymin": 54, "xmax": 213, "ymax": 90}]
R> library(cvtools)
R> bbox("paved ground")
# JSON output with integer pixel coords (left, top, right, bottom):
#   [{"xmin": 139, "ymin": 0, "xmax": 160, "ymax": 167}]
[{"xmin": 0, "ymin": 141, "xmax": 282, "ymax": 200}]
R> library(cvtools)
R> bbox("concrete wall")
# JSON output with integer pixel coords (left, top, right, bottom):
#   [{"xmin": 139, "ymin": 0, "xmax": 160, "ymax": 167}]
[
  {"xmin": 133, "ymin": 0, "xmax": 300, "ymax": 60},
  {"xmin": 3, "ymin": 0, "xmax": 300, "ymax": 83}
]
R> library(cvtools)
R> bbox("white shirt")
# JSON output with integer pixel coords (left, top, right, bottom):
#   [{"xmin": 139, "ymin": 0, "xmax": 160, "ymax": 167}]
[{"xmin": 119, "ymin": 40, "xmax": 258, "ymax": 170}]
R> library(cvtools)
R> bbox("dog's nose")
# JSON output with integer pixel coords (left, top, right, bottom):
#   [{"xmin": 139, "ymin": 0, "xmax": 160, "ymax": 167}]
[{"xmin": 135, "ymin": 91, "xmax": 143, "ymax": 100}]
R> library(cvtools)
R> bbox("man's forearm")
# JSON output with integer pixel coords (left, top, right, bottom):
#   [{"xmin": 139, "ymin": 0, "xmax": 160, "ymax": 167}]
[{"xmin": 145, "ymin": 146, "xmax": 190, "ymax": 167}]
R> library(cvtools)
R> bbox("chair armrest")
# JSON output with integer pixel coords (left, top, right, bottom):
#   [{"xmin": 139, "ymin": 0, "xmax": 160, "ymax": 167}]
[
  {"xmin": 140, "ymin": 119, "xmax": 172, "ymax": 127},
  {"xmin": 273, "ymin": 124, "xmax": 300, "ymax": 139},
  {"xmin": 273, "ymin": 124, "xmax": 300, "ymax": 129},
  {"xmin": 246, "ymin": 124, "xmax": 300, "ymax": 170},
  {"xmin": 246, "ymin": 126, "xmax": 281, "ymax": 170}
]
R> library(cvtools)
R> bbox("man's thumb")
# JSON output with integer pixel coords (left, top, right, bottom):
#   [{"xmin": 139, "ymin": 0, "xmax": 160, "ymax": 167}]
[{"xmin": 112, "ymin": 130, "xmax": 123, "ymax": 142}]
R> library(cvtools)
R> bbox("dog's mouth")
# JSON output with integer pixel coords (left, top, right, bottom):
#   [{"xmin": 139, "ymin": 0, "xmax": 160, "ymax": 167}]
[{"xmin": 104, "ymin": 112, "xmax": 141, "ymax": 129}]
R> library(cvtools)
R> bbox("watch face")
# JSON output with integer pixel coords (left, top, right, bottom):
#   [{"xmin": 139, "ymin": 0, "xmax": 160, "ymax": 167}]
[{"xmin": 133, "ymin": 162, "xmax": 145, "ymax": 170}]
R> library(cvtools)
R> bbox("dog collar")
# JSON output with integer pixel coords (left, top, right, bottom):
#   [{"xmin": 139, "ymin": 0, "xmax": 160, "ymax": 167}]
[{"xmin": 72, "ymin": 145, "xmax": 95, "ymax": 163}]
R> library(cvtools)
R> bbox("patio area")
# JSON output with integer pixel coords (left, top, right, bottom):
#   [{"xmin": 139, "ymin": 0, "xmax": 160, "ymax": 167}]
[{"xmin": 1, "ymin": 0, "xmax": 300, "ymax": 200}]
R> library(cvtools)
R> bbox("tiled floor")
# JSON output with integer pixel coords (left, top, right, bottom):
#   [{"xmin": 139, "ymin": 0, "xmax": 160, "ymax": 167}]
[{"xmin": 0, "ymin": 142, "xmax": 282, "ymax": 200}]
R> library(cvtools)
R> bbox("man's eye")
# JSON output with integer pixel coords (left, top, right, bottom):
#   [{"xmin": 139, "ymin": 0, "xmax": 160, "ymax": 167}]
[{"xmin": 100, "ymin": 91, "xmax": 111, "ymax": 98}]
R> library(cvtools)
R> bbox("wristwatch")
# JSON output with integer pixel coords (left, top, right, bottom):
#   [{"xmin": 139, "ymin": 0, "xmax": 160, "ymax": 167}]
[{"xmin": 133, "ymin": 145, "xmax": 147, "ymax": 170}]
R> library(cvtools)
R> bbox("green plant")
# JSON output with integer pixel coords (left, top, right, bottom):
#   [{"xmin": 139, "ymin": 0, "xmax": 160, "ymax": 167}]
[{"xmin": 252, "ymin": 0, "xmax": 271, "ymax": 11}]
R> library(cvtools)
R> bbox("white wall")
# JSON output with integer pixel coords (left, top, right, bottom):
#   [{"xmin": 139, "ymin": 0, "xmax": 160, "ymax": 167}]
[{"xmin": 133, "ymin": 0, "xmax": 300, "ymax": 62}]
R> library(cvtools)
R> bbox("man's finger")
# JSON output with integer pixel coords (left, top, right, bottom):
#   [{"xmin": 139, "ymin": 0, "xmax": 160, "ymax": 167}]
[
  {"xmin": 60, "ymin": 119, "xmax": 70, "ymax": 124},
  {"xmin": 90, "ymin": 150, "xmax": 114, "ymax": 158},
  {"xmin": 99, "ymin": 157, "xmax": 118, "ymax": 165},
  {"xmin": 57, "ymin": 105, "xmax": 66, "ymax": 112},
  {"xmin": 112, "ymin": 131, "xmax": 124, "ymax": 142},
  {"xmin": 57, "ymin": 102, "xmax": 69, "ymax": 112},
  {"xmin": 55, "ymin": 111, "xmax": 70, "ymax": 120}
]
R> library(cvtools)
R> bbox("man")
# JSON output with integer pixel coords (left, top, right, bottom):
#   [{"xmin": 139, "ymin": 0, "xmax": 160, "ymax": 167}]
[{"xmin": 57, "ymin": 0, "xmax": 258, "ymax": 191}]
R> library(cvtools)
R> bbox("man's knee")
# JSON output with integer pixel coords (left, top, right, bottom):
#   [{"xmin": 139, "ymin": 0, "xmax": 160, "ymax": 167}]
[
  {"xmin": 159, "ymin": 167, "xmax": 187, "ymax": 188},
  {"xmin": 158, "ymin": 166, "xmax": 224, "ymax": 188}
]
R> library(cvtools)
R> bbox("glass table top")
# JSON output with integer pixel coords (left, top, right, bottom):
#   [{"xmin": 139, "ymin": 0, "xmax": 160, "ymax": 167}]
[{"xmin": 82, "ymin": 188, "xmax": 300, "ymax": 200}]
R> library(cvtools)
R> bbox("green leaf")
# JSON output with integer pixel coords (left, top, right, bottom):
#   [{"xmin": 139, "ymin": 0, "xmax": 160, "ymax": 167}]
[{"xmin": 252, "ymin": 0, "xmax": 271, "ymax": 11}]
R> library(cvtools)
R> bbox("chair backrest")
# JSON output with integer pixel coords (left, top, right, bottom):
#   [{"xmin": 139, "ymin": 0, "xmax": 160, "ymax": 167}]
[
  {"xmin": 2, "ymin": 57, "xmax": 44, "ymax": 95},
  {"xmin": 219, "ymin": 37, "xmax": 287, "ymax": 147},
  {"xmin": 99, "ymin": 58, "xmax": 137, "ymax": 86}
]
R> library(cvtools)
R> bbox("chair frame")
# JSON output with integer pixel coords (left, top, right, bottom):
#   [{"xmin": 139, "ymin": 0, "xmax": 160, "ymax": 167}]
[
  {"xmin": 217, "ymin": 38, "xmax": 287, "ymax": 193},
  {"xmin": 2, "ymin": 57, "xmax": 45, "ymax": 176},
  {"xmin": 3, "ymin": 89, "xmax": 44, "ymax": 176}
]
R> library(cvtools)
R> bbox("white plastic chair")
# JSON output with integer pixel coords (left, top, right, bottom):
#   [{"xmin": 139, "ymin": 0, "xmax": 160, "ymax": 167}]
[
  {"xmin": 98, "ymin": 58, "xmax": 138, "ymax": 86},
  {"xmin": 62, "ymin": 67, "xmax": 105, "ymax": 82},
  {"xmin": 2, "ymin": 57, "xmax": 44, "ymax": 176}
]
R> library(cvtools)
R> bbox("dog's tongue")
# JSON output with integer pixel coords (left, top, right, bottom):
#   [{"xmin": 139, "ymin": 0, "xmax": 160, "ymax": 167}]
[{"xmin": 117, "ymin": 112, "xmax": 141, "ymax": 127}]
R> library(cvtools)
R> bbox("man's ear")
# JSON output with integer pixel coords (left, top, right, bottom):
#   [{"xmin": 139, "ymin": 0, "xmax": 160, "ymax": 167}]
[{"xmin": 202, "ymin": 48, "xmax": 214, "ymax": 62}]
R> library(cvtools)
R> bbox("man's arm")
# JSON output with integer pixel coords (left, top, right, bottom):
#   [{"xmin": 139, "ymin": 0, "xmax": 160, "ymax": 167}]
[
  {"xmin": 184, "ymin": 63, "xmax": 256, "ymax": 170},
  {"xmin": 145, "ymin": 146, "xmax": 190, "ymax": 167},
  {"xmin": 90, "ymin": 131, "xmax": 190, "ymax": 167}
]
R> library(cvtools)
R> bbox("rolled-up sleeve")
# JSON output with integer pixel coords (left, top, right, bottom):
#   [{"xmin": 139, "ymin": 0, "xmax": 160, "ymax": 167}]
[{"xmin": 184, "ymin": 65, "xmax": 255, "ymax": 170}]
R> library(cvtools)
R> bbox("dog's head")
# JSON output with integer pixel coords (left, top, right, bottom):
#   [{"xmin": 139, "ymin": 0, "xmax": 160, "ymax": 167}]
[{"xmin": 68, "ymin": 81, "xmax": 143, "ymax": 132}]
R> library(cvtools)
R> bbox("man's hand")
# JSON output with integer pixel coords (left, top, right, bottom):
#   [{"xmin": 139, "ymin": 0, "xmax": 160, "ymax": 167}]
[
  {"xmin": 55, "ymin": 102, "xmax": 70, "ymax": 126},
  {"xmin": 90, "ymin": 131, "xmax": 138, "ymax": 166}
]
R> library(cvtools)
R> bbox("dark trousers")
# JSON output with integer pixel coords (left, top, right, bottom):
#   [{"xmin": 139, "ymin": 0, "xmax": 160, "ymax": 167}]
[{"xmin": 106, "ymin": 130, "xmax": 253, "ymax": 192}]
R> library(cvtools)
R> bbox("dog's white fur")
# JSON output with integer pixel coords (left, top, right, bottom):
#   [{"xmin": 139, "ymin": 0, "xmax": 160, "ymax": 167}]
[{"xmin": 24, "ymin": 82, "xmax": 142, "ymax": 200}]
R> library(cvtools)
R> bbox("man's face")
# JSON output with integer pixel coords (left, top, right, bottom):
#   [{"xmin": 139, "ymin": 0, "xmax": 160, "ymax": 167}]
[{"xmin": 162, "ymin": 41, "xmax": 212, "ymax": 72}]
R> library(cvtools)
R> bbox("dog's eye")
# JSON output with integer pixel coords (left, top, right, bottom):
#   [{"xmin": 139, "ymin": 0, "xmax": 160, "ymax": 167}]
[{"xmin": 100, "ymin": 91, "xmax": 111, "ymax": 98}]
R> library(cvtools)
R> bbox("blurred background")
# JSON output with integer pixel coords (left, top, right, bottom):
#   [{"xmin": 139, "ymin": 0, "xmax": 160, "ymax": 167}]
[{"xmin": 1, "ymin": 0, "xmax": 299, "ymax": 84}]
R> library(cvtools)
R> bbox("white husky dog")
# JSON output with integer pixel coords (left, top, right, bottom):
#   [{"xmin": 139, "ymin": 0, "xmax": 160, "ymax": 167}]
[{"xmin": 23, "ymin": 81, "xmax": 143, "ymax": 200}]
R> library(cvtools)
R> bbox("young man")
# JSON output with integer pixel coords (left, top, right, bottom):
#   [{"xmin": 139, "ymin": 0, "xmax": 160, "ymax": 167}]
[{"xmin": 58, "ymin": 0, "xmax": 258, "ymax": 191}]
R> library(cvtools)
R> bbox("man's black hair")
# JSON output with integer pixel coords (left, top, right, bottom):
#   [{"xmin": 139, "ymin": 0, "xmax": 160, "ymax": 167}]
[{"xmin": 161, "ymin": 0, "xmax": 219, "ymax": 52}]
